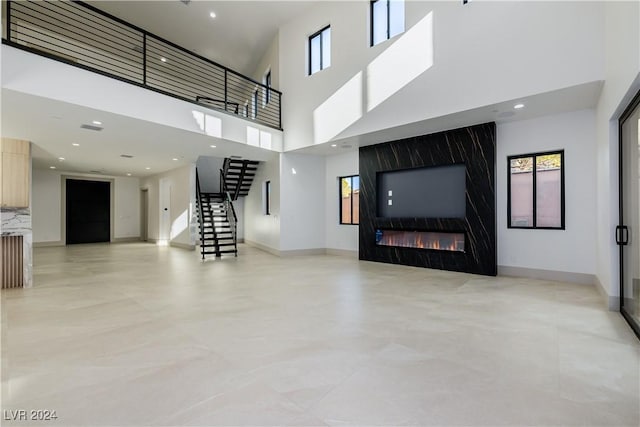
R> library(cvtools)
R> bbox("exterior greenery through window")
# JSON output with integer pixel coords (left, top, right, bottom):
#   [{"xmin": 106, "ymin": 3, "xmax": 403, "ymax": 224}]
[
  {"xmin": 508, "ymin": 150, "xmax": 564, "ymax": 229},
  {"xmin": 340, "ymin": 175, "xmax": 360, "ymax": 225},
  {"xmin": 309, "ymin": 26, "xmax": 331, "ymax": 75},
  {"xmin": 371, "ymin": 0, "xmax": 405, "ymax": 46}
]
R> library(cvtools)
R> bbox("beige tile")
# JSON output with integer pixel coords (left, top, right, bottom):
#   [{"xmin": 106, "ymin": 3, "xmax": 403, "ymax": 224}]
[{"xmin": 1, "ymin": 243, "xmax": 638, "ymax": 426}]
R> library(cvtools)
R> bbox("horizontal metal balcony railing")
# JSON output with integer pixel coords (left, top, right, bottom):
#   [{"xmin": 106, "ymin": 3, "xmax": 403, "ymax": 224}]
[{"xmin": 3, "ymin": 0, "xmax": 282, "ymax": 130}]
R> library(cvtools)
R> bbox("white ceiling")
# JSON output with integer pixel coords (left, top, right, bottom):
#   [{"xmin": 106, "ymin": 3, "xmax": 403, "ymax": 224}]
[
  {"xmin": 1, "ymin": 89, "xmax": 277, "ymax": 178},
  {"xmin": 91, "ymin": 0, "xmax": 317, "ymax": 78}
]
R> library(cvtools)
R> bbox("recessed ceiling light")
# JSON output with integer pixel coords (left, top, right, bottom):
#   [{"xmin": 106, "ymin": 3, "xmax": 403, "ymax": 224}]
[
  {"xmin": 92, "ymin": 120, "xmax": 102, "ymax": 125},
  {"xmin": 514, "ymin": 103, "xmax": 525, "ymax": 109},
  {"xmin": 145, "ymin": 167, "xmax": 151, "ymax": 170},
  {"xmin": 331, "ymin": 144, "xmax": 337, "ymax": 147},
  {"xmin": 172, "ymin": 158, "xmax": 178, "ymax": 161},
  {"xmin": 58, "ymin": 157, "xmax": 65, "ymax": 161},
  {"xmin": 49, "ymin": 166, "xmax": 56, "ymax": 169},
  {"xmin": 210, "ymin": 145, "xmax": 216, "ymax": 148},
  {"xmin": 160, "ymin": 57, "xmax": 167, "ymax": 63},
  {"xmin": 126, "ymin": 173, "xmax": 132, "ymax": 176},
  {"xmin": 209, "ymin": 11, "xmax": 216, "ymax": 18},
  {"xmin": 72, "ymin": 143, "xmax": 80, "ymax": 147}
]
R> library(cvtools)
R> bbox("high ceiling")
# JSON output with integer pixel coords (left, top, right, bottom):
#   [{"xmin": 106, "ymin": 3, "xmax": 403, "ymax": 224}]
[{"xmin": 90, "ymin": 0, "xmax": 317, "ymax": 78}]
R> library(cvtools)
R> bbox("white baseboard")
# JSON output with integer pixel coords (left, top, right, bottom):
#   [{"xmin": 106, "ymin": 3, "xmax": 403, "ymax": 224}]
[
  {"xmin": 326, "ymin": 248, "xmax": 359, "ymax": 258},
  {"xmin": 279, "ymin": 248, "xmax": 326, "ymax": 256},
  {"xmin": 170, "ymin": 241, "xmax": 195, "ymax": 251},
  {"xmin": 244, "ymin": 240, "xmax": 359, "ymax": 258},
  {"xmin": 33, "ymin": 240, "xmax": 64, "ymax": 247},
  {"xmin": 112, "ymin": 237, "xmax": 140, "ymax": 243},
  {"xmin": 594, "ymin": 275, "xmax": 620, "ymax": 312},
  {"xmin": 498, "ymin": 265, "xmax": 595, "ymax": 286},
  {"xmin": 244, "ymin": 239, "xmax": 280, "ymax": 256}
]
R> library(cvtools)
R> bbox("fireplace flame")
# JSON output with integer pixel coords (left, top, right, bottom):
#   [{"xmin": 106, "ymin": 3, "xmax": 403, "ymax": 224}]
[{"xmin": 377, "ymin": 231, "xmax": 464, "ymax": 252}]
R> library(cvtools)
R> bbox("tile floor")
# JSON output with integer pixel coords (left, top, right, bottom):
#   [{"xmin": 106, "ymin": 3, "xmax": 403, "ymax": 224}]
[{"xmin": 1, "ymin": 243, "xmax": 639, "ymax": 426}]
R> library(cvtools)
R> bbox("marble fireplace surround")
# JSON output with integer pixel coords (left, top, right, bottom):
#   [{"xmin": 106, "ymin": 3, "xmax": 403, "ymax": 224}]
[
  {"xmin": 1, "ymin": 207, "xmax": 33, "ymax": 287},
  {"xmin": 359, "ymin": 122, "xmax": 497, "ymax": 276}
]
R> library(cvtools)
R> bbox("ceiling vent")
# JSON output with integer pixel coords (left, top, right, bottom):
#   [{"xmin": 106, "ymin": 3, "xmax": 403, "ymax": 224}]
[
  {"xmin": 80, "ymin": 124, "xmax": 103, "ymax": 131},
  {"xmin": 180, "ymin": 0, "xmax": 191, "ymax": 5},
  {"xmin": 120, "ymin": 154, "xmax": 134, "ymax": 158}
]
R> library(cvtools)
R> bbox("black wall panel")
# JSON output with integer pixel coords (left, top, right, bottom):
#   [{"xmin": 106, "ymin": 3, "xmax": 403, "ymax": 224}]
[{"xmin": 359, "ymin": 122, "xmax": 497, "ymax": 276}]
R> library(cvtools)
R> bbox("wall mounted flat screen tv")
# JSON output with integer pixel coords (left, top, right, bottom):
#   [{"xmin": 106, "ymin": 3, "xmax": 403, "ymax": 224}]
[{"xmin": 377, "ymin": 164, "xmax": 466, "ymax": 218}]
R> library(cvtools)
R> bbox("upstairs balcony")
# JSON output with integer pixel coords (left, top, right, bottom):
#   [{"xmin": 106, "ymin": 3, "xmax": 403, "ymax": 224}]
[{"xmin": 3, "ymin": 0, "xmax": 282, "ymax": 130}]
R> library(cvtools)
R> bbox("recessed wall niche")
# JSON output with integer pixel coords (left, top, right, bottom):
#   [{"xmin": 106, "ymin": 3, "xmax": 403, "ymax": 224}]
[{"xmin": 359, "ymin": 122, "xmax": 496, "ymax": 276}]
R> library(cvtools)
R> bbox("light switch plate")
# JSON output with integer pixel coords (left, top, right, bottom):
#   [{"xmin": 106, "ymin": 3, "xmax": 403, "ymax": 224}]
[{"xmin": 388, "ymin": 199, "xmax": 393, "ymax": 206}]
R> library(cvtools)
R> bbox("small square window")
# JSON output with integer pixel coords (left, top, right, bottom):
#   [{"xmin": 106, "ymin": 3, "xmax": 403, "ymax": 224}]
[
  {"xmin": 507, "ymin": 150, "xmax": 564, "ymax": 229},
  {"xmin": 309, "ymin": 26, "xmax": 331, "ymax": 75}
]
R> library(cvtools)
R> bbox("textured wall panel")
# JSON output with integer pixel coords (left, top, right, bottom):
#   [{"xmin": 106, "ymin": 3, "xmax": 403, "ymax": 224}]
[{"xmin": 359, "ymin": 122, "xmax": 496, "ymax": 276}]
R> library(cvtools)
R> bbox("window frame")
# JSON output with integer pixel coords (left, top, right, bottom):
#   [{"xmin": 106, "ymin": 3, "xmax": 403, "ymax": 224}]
[
  {"xmin": 252, "ymin": 89, "xmax": 258, "ymax": 119},
  {"xmin": 339, "ymin": 175, "xmax": 360, "ymax": 225},
  {"xmin": 308, "ymin": 25, "xmax": 331, "ymax": 75},
  {"xmin": 507, "ymin": 149, "xmax": 565, "ymax": 230},
  {"xmin": 265, "ymin": 180, "xmax": 271, "ymax": 215},
  {"xmin": 264, "ymin": 70, "xmax": 271, "ymax": 105},
  {"xmin": 370, "ymin": 0, "xmax": 403, "ymax": 47}
]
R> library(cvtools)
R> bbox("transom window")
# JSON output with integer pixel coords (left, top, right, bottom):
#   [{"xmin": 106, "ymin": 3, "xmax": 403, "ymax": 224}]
[
  {"xmin": 340, "ymin": 175, "xmax": 360, "ymax": 225},
  {"xmin": 371, "ymin": 0, "xmax": 405, "ymax": 46},
  {"xmin": 309, "ymin": 26, "xmax": 331, "ymax": 75},
  {"xmin": 508, "ymin": 150, "xmax": 565, "ymax": 229}
]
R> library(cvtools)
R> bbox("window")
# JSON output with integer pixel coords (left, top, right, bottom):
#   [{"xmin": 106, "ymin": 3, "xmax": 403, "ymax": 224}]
[
  {"xmin": 265, "ymin": 181, "xmax": 271, "ymax": 215},
  {"xmin": 340, "ymin": 175, "xmax": 360, "ymax": 225},
  {"xmin": 309, "ymin": 26, "xmax": 331, "ymax": 75},
  {"xmin": 263, "ymin": 70, "xmax": 271, "ymax": 105},
  {"xmin": 252, "ymin": 90, "xmax": 258, "ymax": 119},
  {"xmin": 508, "ymin": 150, "xmax": 564, "ymax": 229},
  {"xmin": 371, "ymin": 0, "xmax": 405, "ymax": 46}
]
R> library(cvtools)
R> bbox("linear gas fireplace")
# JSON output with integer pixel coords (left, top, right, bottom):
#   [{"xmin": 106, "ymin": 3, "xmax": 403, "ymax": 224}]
[{"xmin": 376, "ymin": 230, "xmax": 465, "ymax": 252}]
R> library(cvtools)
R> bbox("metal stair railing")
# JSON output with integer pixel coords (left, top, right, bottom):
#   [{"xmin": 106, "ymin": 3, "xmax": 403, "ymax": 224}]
[
  {"xmin": 220, "ymin": 169, "xmax": 238, "ymax": 256},
  {"xmin": 195, "ymin": 169, "xmax": 206, "ymax": 260}
]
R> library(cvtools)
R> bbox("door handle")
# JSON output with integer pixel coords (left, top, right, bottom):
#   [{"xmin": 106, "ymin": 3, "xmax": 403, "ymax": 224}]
[{"xmin": 616, "ymin": 225, "xmax": 629, "ymax": 245}]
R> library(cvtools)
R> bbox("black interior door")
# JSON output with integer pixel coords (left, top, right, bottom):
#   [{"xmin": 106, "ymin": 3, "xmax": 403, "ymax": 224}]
[{"xmin": 66, "ymin": 179, "xmax": 110, "ymax": 244}]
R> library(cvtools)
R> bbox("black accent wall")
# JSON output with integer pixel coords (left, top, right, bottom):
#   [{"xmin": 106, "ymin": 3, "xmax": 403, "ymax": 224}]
[{"xmin": 359, "ymin": 122, "xmax": 497, "ymax": 276}]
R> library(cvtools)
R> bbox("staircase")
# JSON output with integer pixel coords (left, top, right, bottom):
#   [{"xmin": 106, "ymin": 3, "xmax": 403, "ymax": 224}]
[
  {"xmin": 222, "ymin": 158, "xmax": 260, "ymax": 200},
  {"xmin": 195, "ymin": 158, "xmax": 259, "ymax": 260},
  {"xmin": 196, "ymin": 171, "xmax": 238, "ymax": 259}
]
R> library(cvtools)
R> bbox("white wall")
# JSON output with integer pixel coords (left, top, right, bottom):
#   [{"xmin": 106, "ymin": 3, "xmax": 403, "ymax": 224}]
[
  {"xmin": 253, "ymin": 34, "xmax": 279, "ymax": 90},
  {"xmin": 196, "ymin": 156, "xmax": 224, "ymax": 193},
  {"xmin": 278, "ymin": 1, "xmax": 604, "ymax": 151},
  {"xmin": 141, "ymin": 164, "xmax": 195, "ymax": 247},
  {"xmin": 595, "ymin": 0, "xmax": 640, "ymax": 301},
  {"xmin": 279, "ymin": 153, "xmax": 326, "ymax": 251},
  {"xmin": 325, "ymin": 150, "xmax": 359, "ymax": 252},
  {"xmin": 497, "ymin": 110, "xmax": 597, "ymax": 275},
  {"xmin": 32, "ymin": 168, "xmax": 140, "ymax": 243},
  {"xmin": 244, "ymin": 153, "xmax": 281, "ymax": 251},
  {"xmin": 2, "ymin": 46, "xmax": 284, "ymax": 152}
]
